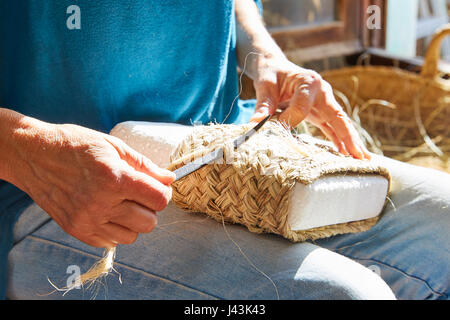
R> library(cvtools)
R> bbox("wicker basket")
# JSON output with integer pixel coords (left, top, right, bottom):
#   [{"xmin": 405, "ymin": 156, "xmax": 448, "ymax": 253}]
[{"xmin": 320, "ymin": 25, "xmax": 450, "ymax": 173}]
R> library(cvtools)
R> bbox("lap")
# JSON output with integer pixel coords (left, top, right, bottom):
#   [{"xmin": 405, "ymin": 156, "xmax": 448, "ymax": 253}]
[
  {"xmin": 8, "ymin": 203, "xmax": 392, "ymax": 300},
  {"xmin": 317, "ymin": 156, "xmax": 450, "ymax": 299},
  {"xmin": 10, "ymin": 156, "xmax": 447, "ymax": 300}
]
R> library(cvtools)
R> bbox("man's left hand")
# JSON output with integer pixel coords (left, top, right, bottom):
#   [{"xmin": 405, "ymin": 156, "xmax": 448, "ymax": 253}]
[{"xmin": 249, "ymin": 56, "xmax": 371, "ymax": 160}]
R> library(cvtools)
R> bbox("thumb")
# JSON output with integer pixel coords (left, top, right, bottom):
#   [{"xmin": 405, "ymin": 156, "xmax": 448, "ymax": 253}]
[
  {"xmin": 106, "ymin": 136, "xmax": 176, "ymax": 185},
  {"xmin": 127, "ymin": 150, "xmax": 176, "ymax": 186},
  {"xmin": 249, "ymin": 81, "xmax": 278, "ymax": 123}
]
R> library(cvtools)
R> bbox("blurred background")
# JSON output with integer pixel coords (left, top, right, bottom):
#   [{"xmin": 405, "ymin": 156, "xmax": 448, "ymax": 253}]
[{"xmin": 260, "ymin": 0, "xmax": 450, "ymax": 69}]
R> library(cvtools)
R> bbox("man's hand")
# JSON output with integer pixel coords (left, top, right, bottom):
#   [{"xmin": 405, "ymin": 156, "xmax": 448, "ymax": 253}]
[
  {"xmin": 2, "ymin": 110, "xmax": 175, "ymax": 248},
  {"xmin": 249, "ymin": 57, "xmax": 371, "ymax": 160},
  {"xmin": 235, "ymin": 0, "xmax": 370, "ymax": 160}
]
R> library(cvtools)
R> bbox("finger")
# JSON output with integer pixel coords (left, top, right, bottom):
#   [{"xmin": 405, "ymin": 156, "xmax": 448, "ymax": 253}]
[
  {"xmin": 121, "ymin": 170, "xmax": 172, "ymax": 212},
  {"xmin": 57, "ymin": 217, "xmax": 116, "ymax": 248},
  {"xmin": 326, "ymin": 114, "xmax": 365, "ymax": 160},
  {"xmin": 126, "ymin": 149, "xmax": 176, "ymax": 185},
  {"xmin": 110, "ymin": 200, "xmax": 158, "ymax": 233},
  {"xmin": 250, "ymin": 81, "xmax": 278, "ymax": 123},
  {"xmin": 361, "ymin": 146, "xmax": 372, "ymax": 160},
  {"xmin": 250, "ymin": 105, "xmax": 271, "ymax": 123},
  {"xmin": 106, "ymin": 136, "xmax": 176, "ymax": 185},
  {"xmin": 314, "ymin": 87, "xmax": 369, "ymax": 160},
  {"xmin": 74, "ymin": 232, "xmax": 117, "ymax": 249},
  {"xmin": 99, "ymin": 222, "xmax": 139, "ymax": 245},
  {"xmin": 278, "ymin": 83, "xmax": 316, "ymax": 127},
  {"xmin": 312, "ymin": 87, "xmax": 365, "ymax": 160},
  {"xmin": 317, "ymin": 122, "xmax": 349, "ymax": 156}
]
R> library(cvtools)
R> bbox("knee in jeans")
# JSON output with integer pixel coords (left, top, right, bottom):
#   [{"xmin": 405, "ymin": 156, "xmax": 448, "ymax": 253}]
[
  {"xmin": 319, "ymin": 270, "xmax": 395, "ymax": 300},
  {"xmin": 292, "ymin": 249, "xmax": 396, "ymax": 300}
]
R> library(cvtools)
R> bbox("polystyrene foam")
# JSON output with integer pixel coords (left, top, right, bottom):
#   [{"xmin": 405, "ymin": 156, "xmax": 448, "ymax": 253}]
[
  {"xmin": 289, "ymin": 175, "xmax": 388, "ymax": 231},
  {"xmin": 110, "ymin": 121, "xmax": 193, "ymax": 168}
]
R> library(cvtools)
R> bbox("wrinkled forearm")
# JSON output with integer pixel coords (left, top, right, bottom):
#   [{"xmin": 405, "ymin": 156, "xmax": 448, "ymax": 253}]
[
  {"xmin": 0, "ymin": 108, "xmax": 56, "ymax": 192},
  {"xmin": 0, "ymin": 108, "xmax": 25, "ymax": 184},
  {"xmin": 235, "ymin": 0, "xmax": 286, "ymax": 80}
]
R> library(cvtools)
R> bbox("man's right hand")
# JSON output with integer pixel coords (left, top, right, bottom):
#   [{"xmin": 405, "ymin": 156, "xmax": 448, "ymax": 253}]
[{"xmin": 1, "ymin": 109, "xmax": 175, "ymax": 248}]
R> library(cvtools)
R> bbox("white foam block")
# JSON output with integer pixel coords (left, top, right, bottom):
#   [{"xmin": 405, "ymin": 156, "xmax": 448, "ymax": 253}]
[
  {"xmin": 110, "ymin": 122, "xmax": 389, "ymax": 229},
  {"xmin": 110, "ymin": 121, "xmax": 193, "ymax": 168},
  {"xmin": 289, "ymin": 175, "xmax": 388, "ymax": 231}
]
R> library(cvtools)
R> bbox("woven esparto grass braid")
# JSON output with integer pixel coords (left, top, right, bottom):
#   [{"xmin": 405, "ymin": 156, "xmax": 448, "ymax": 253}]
[{"xmin": 167, "ymin": 121, "xmax": 390, "ymax": 242}]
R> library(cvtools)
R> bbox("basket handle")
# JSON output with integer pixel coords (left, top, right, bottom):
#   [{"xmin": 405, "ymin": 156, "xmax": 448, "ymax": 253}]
[{"xmin": 421, "ymin": 24, "xmax": 450, "ymax": 79}]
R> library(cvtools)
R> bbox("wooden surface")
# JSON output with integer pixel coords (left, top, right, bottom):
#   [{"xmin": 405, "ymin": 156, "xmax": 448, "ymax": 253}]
[
  {"xmin": 262, "ymin": 0, "xmax": 336, "ymax": 30},
  {"xmin": 416, "ymin": 0, "xmax": 450, "ymax": 60},
  {"xmin": 270, "ymin": 0, "xmax": 362, "ymax": 56}
]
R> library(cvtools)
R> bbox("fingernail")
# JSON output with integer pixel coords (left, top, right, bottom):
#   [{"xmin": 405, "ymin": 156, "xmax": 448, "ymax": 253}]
[
  {"xmin": 158, "ymin": 167, "xmax": 175, "ymax": 177},
  {"xmin": 356, "ymin": 146, "xmax": 366, "ymax": 160},
  {"xmin": 256, "ymin": 106, "xmax": 269, "ymax": 116},
  {"xmin": 351, "ymin": 149, "xmax": 363, "ymax": 160},
  {"xmin": 161, "ymin": 169, "xmax": 176, "ymax": 182},
  {"xmin": 250, "ymin": 107, "xmax": 269, "ymax": 123},
  {"xmin": 249, "ymin": 115, "xmax": 262, "ymax": 123},
  {"xmin": 361, "ymin": 146, "xmax": 372, "ymax": 160},
  {"xmin": 338, "ymin": 144, "xmax": 349, "ymax": 156}
]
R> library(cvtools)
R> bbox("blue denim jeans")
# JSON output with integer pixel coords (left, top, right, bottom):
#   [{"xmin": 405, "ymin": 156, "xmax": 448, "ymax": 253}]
[{"xmin": 5, "ymin": 156, "xmax": 450, "ymax": 299}]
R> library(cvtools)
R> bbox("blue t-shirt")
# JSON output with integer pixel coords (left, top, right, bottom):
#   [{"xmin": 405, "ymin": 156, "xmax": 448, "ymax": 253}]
[
  {"xmin": 0, "ymin": 0, "xmax": 260, "ymax": 130},
  {"xmin": 0, "ymin": 0, "xmax": 261, "ymax": 298}
]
